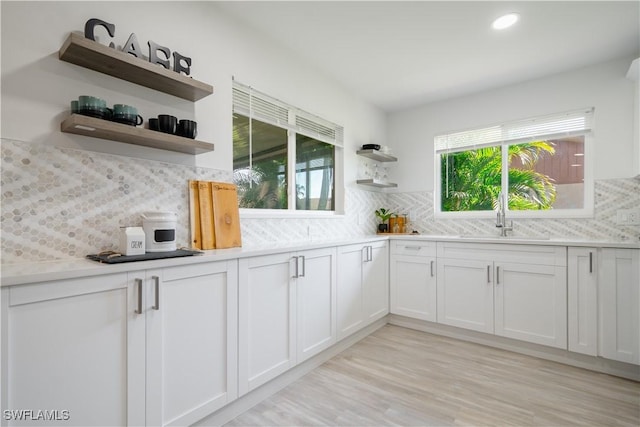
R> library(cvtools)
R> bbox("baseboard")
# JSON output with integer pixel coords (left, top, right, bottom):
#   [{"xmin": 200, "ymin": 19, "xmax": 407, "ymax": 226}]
[
  {"xmin": 388, "ymin": 315, "xmax": 640, "ymax": 382},
  {"xmin": 194, "ymin": 317, "xmax": 389, "ymax": 426}
]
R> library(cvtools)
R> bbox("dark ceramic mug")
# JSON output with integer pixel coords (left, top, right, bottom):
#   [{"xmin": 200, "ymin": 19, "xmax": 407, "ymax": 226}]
[
  {"xmin": 158, "ymin": 114, "xmax": 177, "ymax": 134},
  {"xmin": 148, "ymin": 118, "xmax": 159, "ymax": 131},
  {"xmin": 177, "ymin": 119, "xmax": 197, "ymax": 139}
]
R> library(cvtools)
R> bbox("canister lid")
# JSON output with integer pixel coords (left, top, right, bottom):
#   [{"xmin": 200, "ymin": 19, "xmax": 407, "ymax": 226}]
[{"xmin": 141, "ymin": 211, "xmax": 177, "ymax": 221}]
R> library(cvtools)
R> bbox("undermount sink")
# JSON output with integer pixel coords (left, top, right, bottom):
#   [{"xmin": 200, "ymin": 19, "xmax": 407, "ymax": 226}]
[{"xmin": 457, "ymin": 234, "xmax": 551, "ymax": 241}]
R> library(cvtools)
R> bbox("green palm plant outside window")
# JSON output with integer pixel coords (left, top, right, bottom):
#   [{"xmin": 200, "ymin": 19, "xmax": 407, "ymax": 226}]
[{"xmin": 441, "ymin": 141, "xmax": 556, "ymax": 212}]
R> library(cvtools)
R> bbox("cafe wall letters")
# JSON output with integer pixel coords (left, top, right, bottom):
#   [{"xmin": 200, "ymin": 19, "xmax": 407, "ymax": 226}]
[{"xmin": 84, "ymin": 18, "xmax": 192, "ymax": 76}]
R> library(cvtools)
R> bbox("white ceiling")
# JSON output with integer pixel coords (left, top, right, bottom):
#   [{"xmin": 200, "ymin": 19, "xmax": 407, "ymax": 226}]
[{"xmin": 216, "ymin": 1, "xmax": 640, "ymax": 112}]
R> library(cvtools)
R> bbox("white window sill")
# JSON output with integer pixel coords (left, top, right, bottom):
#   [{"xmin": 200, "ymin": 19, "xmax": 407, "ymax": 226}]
[
  {"xmin": 434, "ymin": 208, "xmax": 594, "ymax": 220},
  {"xmin": 240, "ymin": 209, "xmax": 345, "ymax": 219}
]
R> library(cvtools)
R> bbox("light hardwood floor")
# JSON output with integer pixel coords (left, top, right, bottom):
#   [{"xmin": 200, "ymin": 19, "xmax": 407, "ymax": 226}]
[{"xmin": 226, "ymin": 325, "xmax": 640, "ymax": 426}]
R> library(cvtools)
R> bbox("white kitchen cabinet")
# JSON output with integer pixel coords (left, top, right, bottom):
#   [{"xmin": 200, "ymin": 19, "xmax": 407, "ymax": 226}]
[
  {"xmin": 568, "ymin": 247, "xmax": 598, "ymax": 356},
  {"xmin": 494, "ymin": 261, "xmax": 567, "ymax": 348},
  {"xmin": 1, "ymin": 273, "xmax": 145, "ymax": 426},
  {"xmin": 238, "ymin": 252, "xmax": 296, "ymax": 395},
  {"xmin": 599, "ymin": 248, "xmax": 640, "ymax": 365},
  {"xmin": 436, "ymin": 242, "xmax": 567, "ymax": 349},
  {"xmin": 364, "ymin": 241, "xmax": 389, "ymax": 323},
  {"xmin": 137, "ymin": 260, "xmax": 238, "ymax": 427},
  {"xmin": 390, "ymin": 240, "xmax": 437, "ymax": 321},
  {"xmin": 337, "ymin": 241, "xmax": 389, "ymax": 341},
  {"xmin": 296, "ymin": 247, "xmax": 337, "ymax": 363},
  {"xmin": 437, "ymin": 258, "xmax": 494, "ymax": 333},
  {"xmin": 238, "ymin": 247, "xmax": 337, "ymax": 395},
  {"xmin": 1, "ymin": 259, "xmax": 239, "ymax": 427}
]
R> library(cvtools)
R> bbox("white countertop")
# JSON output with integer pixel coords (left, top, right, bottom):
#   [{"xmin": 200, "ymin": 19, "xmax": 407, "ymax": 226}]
[{"xmin": 1, "ymin": 234, "xmax": 638, "ymax": 287}]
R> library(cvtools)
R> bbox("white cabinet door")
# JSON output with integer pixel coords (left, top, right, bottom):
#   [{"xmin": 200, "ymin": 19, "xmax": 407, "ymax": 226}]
[
  {"xmin": 143, "ymin": 260, "xmax": 238, "ymax": 427},
  {"xmin": 494, "ymin": 262, "xmax": 567, "ymax": 349},
  {"xmin": 437, "ymin": 258, "xmax": 494, "ymax": 333},
  {"xmin": 337, "ymin": 244, "xmax": 366, "ymax": 340},
  {"xmin": 2, "ymin": 274, "xmax": 145, "ymax": 427},
  {"xmin": 296, "ymin": 247, "xmax": 337, "ymax": 363},
  {"xmin": 363, "ymin": 241, "xmax": 389, "ymax": 323},
  {"xmin": 390, "ymin": 254, "xmax": 437, "ymax": 321},
  {"xmin": 238, "ymin": 253, "xmax": 296, "ymax": 395},
  {"xmin": 568, "ymin": 247, "xmax": 598, "ymax": 356},
  {"xmin": 599, "ymin": 248, "xmax": 640, "ymax": 365}
]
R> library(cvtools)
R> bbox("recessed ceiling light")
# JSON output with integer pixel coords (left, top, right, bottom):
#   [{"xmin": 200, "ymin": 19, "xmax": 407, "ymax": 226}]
[{"xmin": 492, "ymin": 13, "xmax": 519, "ymax": 30}]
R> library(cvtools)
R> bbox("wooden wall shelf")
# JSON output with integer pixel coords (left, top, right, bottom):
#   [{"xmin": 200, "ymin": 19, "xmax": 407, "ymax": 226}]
[
  {"xmin": 59, "ymin": 33, "xmax": 214, "ymax": 101},
  {"xmin": 61, "ymin": 114, "xmax": 214, "ymax": 155}
]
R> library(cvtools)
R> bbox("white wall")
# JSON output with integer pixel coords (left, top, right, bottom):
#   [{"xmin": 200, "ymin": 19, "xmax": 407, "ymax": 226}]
[
  {"xmin": 628, "ymin": 58, "xmax": 640, "ymax": 176},
  {"xmin": 1, "ymin": 1, "xmax": 386, "ymax": 183},
  {"xmin": 387, "ymin": 56, "xmax": 638, "ymax": 192}
]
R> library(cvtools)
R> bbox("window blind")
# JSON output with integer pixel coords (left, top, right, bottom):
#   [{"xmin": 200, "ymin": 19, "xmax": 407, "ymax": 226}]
[
  {"xmin": 435, "ymin": 108, "xmax": 594, "ymax": 153},
  {"xmin": 233, "ymin": 80, "xmax": 344, "ymax": 147},
  {"xmin": 232, "ymin": 83, "xmax": 290, "ymax": 128}
]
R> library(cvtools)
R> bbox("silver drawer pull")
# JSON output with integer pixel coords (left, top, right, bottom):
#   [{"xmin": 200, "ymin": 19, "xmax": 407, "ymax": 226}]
[
  {"xmin": 152, "ymin": 275, "xmax": 160, "ymax": 310},
  {"xmin": 299, "ymin": 256, "xmax": 306, "ymax": 277},
  {"xmin": 430, "ymin": 260, "xmax": 434, "ymax": 277},
  {"xmin": 135, "ymin": 278, "xmax": 143, "ymax": 314},
  {"xmin": 404, "ymin": 246, "xmax": 422, "ymax": 250},
  {"xmin": 589, "ymin": 252, "xmax": 593, "ymax": 273},
  {"xmin": 293, "ymin": 256, "xmax": 299, "ymax": 278},
  {"xmin": 487, "ymin": 265, "xmax": 491, "ymax": 283}
]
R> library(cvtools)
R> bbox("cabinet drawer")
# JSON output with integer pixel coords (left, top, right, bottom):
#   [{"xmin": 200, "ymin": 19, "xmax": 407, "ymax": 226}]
[
  {"xmin": 436, "ymin": 241, "xmax": 566, "ymax": 266},
  {"xmin": 391, "ymin": 240, "xmax": 436, "ymax": 257}
]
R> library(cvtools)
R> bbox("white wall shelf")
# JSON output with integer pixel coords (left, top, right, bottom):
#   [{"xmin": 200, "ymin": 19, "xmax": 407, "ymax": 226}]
[
  {"xmin": 356, "ymin": 179, "xmax": 398, "ymax": 188},
  {"xmin": 356, "ymin": 149, "xmax": 398, "ymax": 163},
  {"xmin": 356, "ymin": 149, "xmax": 398, "ymax": 188}
]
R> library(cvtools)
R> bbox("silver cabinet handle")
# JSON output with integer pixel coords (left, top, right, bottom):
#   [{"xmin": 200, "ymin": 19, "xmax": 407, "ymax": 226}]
[
  {"xmin": 152, "ymin": 275, "xmax": 160, "ymax": 310},
  {"xmin": 496, "ymin": 266, "xmax": 500, "ymax": 285},
  {"xmin": 487, "ymin": 265, "xmax": 491, "ymax": 283},
  {"xmin": 135, "ymin": 278, "xmax": 143, "ymax": 314},
  {"xmin": 430, "ymin": 260, "xmax": 434, "ymax": 277},
  {"xmin": 363, "ymin": 246, "xmax": 373, "ymax": 263},
  {"xmin": 589, "ymin": 252, "xmax": 593, "ymax": 273},
  {"xmin": 293, "ymin": 256, "xmax": 299, "ymax": 278},
  {"xmin": 299, "ymin": 256, "xmax": 306, "ymax": 277},
  {"xmin": 404, "ymin": 245, "xmax": 422, "ymax": 250}
]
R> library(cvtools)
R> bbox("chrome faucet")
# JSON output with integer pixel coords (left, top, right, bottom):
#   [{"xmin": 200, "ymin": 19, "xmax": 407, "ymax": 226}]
[{"xmin": 496, "ymin": 191, "xmax": 513, "ymax": 237}]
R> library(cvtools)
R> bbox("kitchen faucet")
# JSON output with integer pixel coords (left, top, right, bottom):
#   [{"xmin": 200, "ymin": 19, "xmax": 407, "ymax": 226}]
[{"xmin": 496, "ymin": 191, "xmax": 513, "ymax": 237}]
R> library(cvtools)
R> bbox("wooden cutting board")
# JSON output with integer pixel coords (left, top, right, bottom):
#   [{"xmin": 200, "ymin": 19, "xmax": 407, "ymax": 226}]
[
  {"xmin": 188, "ymin": 180, "xmax": 241, "ymax": 249},
  {"xmin": 188, "ymin": 180, "xmax": 202, "ymax": 249},
  {"xmin": 211, "ymin": 182, "xmax": 242, "ymax": 249}
]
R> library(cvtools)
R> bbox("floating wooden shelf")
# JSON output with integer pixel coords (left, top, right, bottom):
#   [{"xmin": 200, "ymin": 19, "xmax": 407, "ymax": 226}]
[
  {"xmin": 356, "ymin": 149, "xmax": 398, "ymax": 162},
  {"xmin": 356, "ymin": 179, "xmax": 398, "ymax": 188},
  {"xmin": 59, "ymin": 32, "xmax": 214, "ymax": 101},
  {"xmin": 61, "ymin": 114, "xmax": 214, "ymax": 155}
]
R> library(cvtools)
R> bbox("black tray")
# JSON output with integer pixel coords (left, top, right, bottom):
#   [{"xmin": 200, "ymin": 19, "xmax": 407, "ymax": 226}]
[{"xmin": 86, "ymin": 249, "xmax": 203, "ymax": 264}]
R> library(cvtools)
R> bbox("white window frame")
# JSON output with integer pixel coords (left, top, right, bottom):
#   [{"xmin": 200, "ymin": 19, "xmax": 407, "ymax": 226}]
[
  {"xmin": 233, "ymin": 80, "xmax": 344, "ymax": 218},
  {"xmin": 434, "ymin": 108, "xmax": 595, "ymax": 219}
]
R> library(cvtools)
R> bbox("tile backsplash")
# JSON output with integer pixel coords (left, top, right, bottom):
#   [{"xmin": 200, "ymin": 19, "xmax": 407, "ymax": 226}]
[
  {"xmin": 1, "ymin": 138, "xmax": 638, "ymax": 264},
  {"xmin": 386, "ymin": 177, "xmax": 640, "ymax": 242}
]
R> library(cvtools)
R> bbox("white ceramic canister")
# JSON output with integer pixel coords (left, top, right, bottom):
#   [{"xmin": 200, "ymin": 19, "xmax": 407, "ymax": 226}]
[
  {"xmin": 119, "ymin": 226, "xmax": 146, "ymax": 256},
  {"xmin": 141, "ymin": 211, "xmax": 177, "ymax": 252}
]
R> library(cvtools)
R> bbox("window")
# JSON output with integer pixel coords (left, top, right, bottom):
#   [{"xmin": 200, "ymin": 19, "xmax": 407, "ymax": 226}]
[
  {"xmin": 435, "ymin": 108, "xmax": 593, "ymax": 217},
  {"xmin": 232, "ymin": 81, "xmax": 342, "ymax": 213}
]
